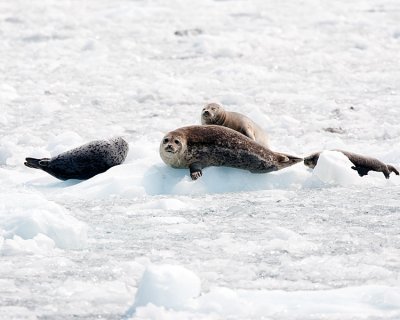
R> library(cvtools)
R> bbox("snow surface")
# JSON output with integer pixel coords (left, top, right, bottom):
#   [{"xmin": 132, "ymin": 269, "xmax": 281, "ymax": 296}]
[{"xmin": 1, "ymin": 0, "xmax": 400, "ymax": 319}]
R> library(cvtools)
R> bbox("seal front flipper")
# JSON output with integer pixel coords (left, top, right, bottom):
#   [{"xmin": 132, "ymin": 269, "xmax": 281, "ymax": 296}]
[
  {"xmin": 24, "ymin": 157, "xmax": 50, "ymax": 169},
  {"xmin": 189, "ymin": 162, "xmax": 203, "ymax": 180},
  {"xmin": 351, "ymin": 165, "xmax": 370, "ymax": 177}
]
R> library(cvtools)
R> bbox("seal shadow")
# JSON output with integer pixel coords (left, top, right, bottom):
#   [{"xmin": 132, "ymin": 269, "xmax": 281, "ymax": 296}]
[
  {"xmin": 121, "ymin": 303, "xmax": 137, "ymax": 320},
  {"xmin": 24, "ymin": 177, "xmax": 83, "ymax": 190}
]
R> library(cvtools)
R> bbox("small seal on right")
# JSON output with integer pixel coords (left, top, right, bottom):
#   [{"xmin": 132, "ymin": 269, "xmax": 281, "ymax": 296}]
[
  {"xmin": 201, "ymin": 103, "xmax": 269, "ymax": 147},
  {"xmin": 304, "ymin": 150, "xmax": 399, "ymax": 179}
]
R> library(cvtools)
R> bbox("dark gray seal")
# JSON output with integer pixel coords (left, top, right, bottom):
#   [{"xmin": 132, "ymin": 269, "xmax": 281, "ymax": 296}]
[
  {"xmin": 24, "ymin": 137, "xmax": 129, "ymax": 180},
  {"xmin": 201, "ymin": 103, "xmax": 269, "ymax": 147},
  {"xmin": 304, "ymin": 150, "xmax": 399, "ymax": 179},
  {"xmin": 159, "ymin": 125, "xmax": 302, "ymax": 180}
]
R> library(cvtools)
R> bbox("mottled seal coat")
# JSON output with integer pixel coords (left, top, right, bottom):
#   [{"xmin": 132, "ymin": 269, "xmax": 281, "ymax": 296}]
[
  {"xmin": 24, "ymin": 137, "xmax": 129, "ymax": 180},
  {"xmin": 159, "ymin": 125, "xmax": 302, "ymax": 180},
  {"xmin": 304, "ymin": 150, "xmax": 399, "ymax": 179},
  {"xmin": 201, "ymin": 103, "xmax": 269, "ymax": 147}
]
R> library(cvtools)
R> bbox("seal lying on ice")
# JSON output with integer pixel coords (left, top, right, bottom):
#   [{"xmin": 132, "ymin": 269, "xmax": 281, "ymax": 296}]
[
  {"xmin": 201, "ymin": 103, "xmax": 269, "ymax": 147},
  {"xmin": 24, "ymin": 137, "xmax": 129, "ymax": 180},
  {"xmin": 159, "ymin": 125, "xmax": 302, "ymax": 180},
  {"xmin": 304, "ymin": 150, "xmax": 399, "ymax": 179}
]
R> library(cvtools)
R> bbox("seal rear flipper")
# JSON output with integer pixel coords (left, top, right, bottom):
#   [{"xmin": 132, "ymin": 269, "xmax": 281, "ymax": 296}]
[
  {"xmin": 275, "ymin": 153, "xmax": 303, "ymax": 170},
  {"xmin": 388, "ymin": 165, "xmax": 399, "ymax": 176},
  {"xmin": 24, "ymin": 157, "xmax": 50, "ymax": 169}
]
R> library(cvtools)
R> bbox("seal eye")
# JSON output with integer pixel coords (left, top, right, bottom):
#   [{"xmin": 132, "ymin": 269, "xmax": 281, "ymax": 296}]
[
  {"xmin": 174, "ymin": 140, "xmax": 180, "ymax": 145},
  {"xmin": 163, "ymin": 138, "xmax": 169, "ymax": 144}
]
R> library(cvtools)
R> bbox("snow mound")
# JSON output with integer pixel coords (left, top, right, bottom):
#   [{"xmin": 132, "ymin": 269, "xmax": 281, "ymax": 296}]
[
  {"xmin": 195, "ymin": 285, "xmax": 400, "ymax": 319},
  {"xmin": 129, "ymin": 264, "xmax": 400, "ymax": 319},
  {"xmin": 54, "ymin": 162, "xmax": 148, "ymax": 200},
  {"xmin": 0, "ymin": 141, "xmax": 13, "ymax": 165},
  {"xmin": 1, "ymin": 234, "xmax": 56, "ymax": 256},
  {"xmin": 0, "ymin": 192, "xmax": 87, "ymax": 252},
  {"xmin": 133, "ymin": 264, "xmax": 201, "ymax": 309},
  {"xmin": 143, "ymin": 163, "xmax": 308, "ymax": 195}
]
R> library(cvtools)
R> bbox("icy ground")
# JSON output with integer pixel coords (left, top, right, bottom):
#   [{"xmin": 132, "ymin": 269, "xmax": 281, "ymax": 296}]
[{"xmin": 1, "ymin": 0, "xmax": 400, "ymax": 319}]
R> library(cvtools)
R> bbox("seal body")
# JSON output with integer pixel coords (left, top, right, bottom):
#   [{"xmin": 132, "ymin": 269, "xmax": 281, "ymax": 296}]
[
  {"xmin": 201, "ymin": 103, "xmax": 269, "ymax": 147},
  {"xmin": 304, "ymin": 150, "xmax": 399, "ymax": 179},
  {"xmin": 24, "ymin": 137, "xmax": 129, "ymax": 180},
  {"xmin": 160, "ymin": 125, "xmax": 302, "ymax": 180}
]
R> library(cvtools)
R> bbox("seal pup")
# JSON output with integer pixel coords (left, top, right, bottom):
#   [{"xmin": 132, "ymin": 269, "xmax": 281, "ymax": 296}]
[
  {"xmin": 24, "ymin": 137, "xmax": 129, "ymax": 180},
  {"xmin": 201, "ymin": 103, "xmax": 269, "ymax": 147},
  {"xmin": 159, "ymin": 125, "xmax": 302, "ymax": 180},
  {"xmin": 304, "ymin": 150, "xmax": 399, "ymax": 179}
]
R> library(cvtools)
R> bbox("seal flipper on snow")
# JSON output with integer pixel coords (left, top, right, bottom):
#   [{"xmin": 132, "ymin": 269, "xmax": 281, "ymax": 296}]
[{"xmin": 388, "ymin": 165, "xmax": 399, "ymax": 176}]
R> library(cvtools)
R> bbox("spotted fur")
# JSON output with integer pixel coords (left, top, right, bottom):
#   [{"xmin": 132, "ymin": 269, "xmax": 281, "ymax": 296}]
[
  {"xmin": 24, "ymin": 137, "xmax": 129, "ymax": 180},
  {"xmin": 160, "ymin": 125, "xmax": 302, "ymax": 180}
]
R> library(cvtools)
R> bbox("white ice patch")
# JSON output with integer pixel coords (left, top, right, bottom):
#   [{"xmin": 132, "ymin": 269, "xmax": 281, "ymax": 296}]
[
  {"xmin": 54, "ymin": 162, "xmax": 148, "ymax": 200},
  {"xmin": 0, "ymin": 84, "xmax": 18, "ymax": 102},
  {"xmin": 46, "ymin": 131, "xmax": 85, "ymax": 156},
  {"xmin": 312, "ymin": 151, "xmax": 361, "ymax": 186},
  {"xmin": 0, "ymin": 141, "xmax": 13, "ymax": 165},
  {"xmin": 1, "ymin": 234, "xmax": 56, "ymax": 256},
  {"xmin": 195, "ymin": 285, "xmax": 400, "ymax": 319},
  {"xmin": 0, "ymin": 192, "xmax": 87, "ymax": 252},
  {"xmin": 132, "ymin": 264, "xmax": 201, "ymax": 311},
  {"xmin": 128, "ymin": 265, "xmax": 400, "ymax": 319},
  {"xmin": 143, "ymin": 163, "xmax": 308, "ymax": 196},
  {"xmin": 138, "ymin": 198, "xmax": 193, "ymax": 211}
]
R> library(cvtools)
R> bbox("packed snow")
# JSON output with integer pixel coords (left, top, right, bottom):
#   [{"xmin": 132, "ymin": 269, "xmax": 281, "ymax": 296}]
[{"xmin": 1, "ymin": 0, "xmax": 400, "ymax": 319}]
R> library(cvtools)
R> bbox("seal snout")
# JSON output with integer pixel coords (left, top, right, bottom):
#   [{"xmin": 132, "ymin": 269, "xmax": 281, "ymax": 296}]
[
  {"xmin": 164, "ymin": 144, "xmax": 177, "ymax": 153},
  {"xmin": 202, "ymin": 110, "xmax": 211, "ymax": 117}
]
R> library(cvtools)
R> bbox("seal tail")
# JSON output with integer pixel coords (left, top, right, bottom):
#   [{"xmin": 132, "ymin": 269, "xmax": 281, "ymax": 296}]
[
  {"xmin": 388, "ymin": 165, "xmax": 399, "ymax": 176},
  {"xmin": 276, "ymin": 153, "xmax": 303, "ymax": 170},
  {"xmin": 24, "ymin": 157, "xmax": 50, "ymax": 169}
]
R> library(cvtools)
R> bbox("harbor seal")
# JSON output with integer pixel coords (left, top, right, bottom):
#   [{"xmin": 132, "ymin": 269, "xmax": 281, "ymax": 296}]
[
  {"xmin": 24, "ymin": 137, "xmax": 129, "ymax": 180},
  {"xmin": 159, "ymin": 125, "xmax": 302, "ymax": 180},
  {"xmin": 304, "ymin": 150, "xmax": 399, "ymax": 179},
  {"xmin": 201, "ymin": 103, "xmax": 269, "ymax": 147}
]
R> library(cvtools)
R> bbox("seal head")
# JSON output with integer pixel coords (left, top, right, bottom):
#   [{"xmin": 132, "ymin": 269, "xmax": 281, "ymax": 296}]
[{"xmin": 201, "ymin": 103, "xmax": 269, "ymax": 147}]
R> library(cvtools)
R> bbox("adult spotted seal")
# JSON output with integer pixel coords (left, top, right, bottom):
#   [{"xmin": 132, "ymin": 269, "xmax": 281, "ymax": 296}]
[
  {"xmin": 201, "ymin": 103, "xmax": 269, "ymax": 147},
  {"xmin": 304, "ymin": 150, "xmax": 399, "ymax": 179},
  {"xmin": 159, "ymin": 125, "xmax": 302, "ymax": 180},
  {"xmin": 24, "ymin": 137, "xmax": 129, "ymax": 180}
]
